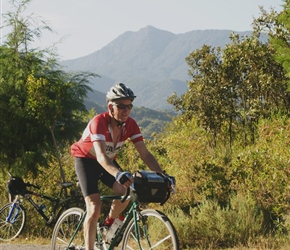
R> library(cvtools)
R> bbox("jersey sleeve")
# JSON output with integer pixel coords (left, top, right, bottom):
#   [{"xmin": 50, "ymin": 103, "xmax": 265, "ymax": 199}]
[
  {"xmin": 88, "ymin": 115, "xmax": 107, "ymax": 142},
  {"xmin": 127, "ymin": 118, "xmax": 143, "ymax": 143}
]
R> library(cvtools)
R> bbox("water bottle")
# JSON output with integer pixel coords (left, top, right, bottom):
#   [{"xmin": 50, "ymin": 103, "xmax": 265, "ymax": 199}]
[
  {"xmin": 106, "ymin": 218, "xmax": 123, "ymax": 243},
  {"xmin": 47, "ymin": 213, "xmax": 54, "ymax": 224},
  {"xmin": 38, "ymin": 202, "xmax": 46, "ymax": 213}
]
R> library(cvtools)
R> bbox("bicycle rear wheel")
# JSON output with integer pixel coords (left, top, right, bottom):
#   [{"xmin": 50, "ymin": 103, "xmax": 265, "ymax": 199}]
[
  {"xmin": 0, "ymin": 202, "xmax": 26, "ymax": 241},
  {"xmin": 51, "ymin": 207, "xmax": 84, "ymax": 250},
  {"xmin": 122, "ymin": 208, "xmax": 179, "ymax": 250}
]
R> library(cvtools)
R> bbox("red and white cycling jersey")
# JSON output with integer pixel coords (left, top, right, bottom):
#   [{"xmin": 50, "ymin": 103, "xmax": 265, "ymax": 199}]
[{"xmin": 71, "ymin": 112, "xmax": 143, "ymax": 160}]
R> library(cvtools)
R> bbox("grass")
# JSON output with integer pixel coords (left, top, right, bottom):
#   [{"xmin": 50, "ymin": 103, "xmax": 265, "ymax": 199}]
[
  {"xmin": 3, "ymin": 193, "xmax": 290, "ymax": 249},
  {"xmin": 7, "ymin": 236, "xmax": 51, "ymax": 245},
  {"xmin": 6, "ymin": 237, "xmax": 290, "ymax": 249}
]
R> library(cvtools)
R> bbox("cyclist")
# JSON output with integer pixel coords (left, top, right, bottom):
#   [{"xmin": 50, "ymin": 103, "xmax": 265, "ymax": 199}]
[{"xmin": 71, "ymin": 83, "xmax": 164, "ymax": 250}]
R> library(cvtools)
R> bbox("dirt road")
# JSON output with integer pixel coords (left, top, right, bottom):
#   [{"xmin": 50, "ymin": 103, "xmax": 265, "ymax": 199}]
[{"xmin": 0, "ymin": 243, "xmax": 50, "ymax": 250}]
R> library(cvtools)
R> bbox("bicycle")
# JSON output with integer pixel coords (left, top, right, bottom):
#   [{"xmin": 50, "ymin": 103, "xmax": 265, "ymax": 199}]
[
  {"xmin": 0, "ymin": 172, "xmax": 85, "ymax": 241},
  {"xmin": 51, "ymin": 170, "xmax": 180, "ymax": 250}
]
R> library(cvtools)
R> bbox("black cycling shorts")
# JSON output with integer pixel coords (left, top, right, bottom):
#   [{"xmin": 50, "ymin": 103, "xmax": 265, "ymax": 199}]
[{"xmin": 74, "ymin": 157, "xmax": 122, "ymax": 197}]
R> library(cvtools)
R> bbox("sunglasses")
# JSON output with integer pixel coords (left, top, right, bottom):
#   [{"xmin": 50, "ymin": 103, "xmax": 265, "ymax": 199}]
[{"xmin": 112, "ymin": 103, "xmax": 134, "ymax": 110}]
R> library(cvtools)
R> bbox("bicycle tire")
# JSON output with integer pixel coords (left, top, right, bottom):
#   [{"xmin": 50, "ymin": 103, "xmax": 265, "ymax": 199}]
[
  {"xmin": 122, "ymin": 208, "xmax": 180, "ymax": 250},
  {"xmin": 51, "ymin": 207, "xmax": 84, "ymax": 250},
  {"xmin": 51, "ymin": 197, "xmax": 85, "ymax": 226},
  {"xmin": 0, "ymin": 202, "xmax": 26, "ymax": 241}
]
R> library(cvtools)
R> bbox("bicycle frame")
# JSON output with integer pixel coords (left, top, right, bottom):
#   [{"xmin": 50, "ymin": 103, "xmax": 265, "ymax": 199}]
[
  {"xmin": 6, "ymin": 183, "xmax": 81, "ymax": 226},
  {"xmin": 1, "ymin": 173, "xmax": 85, "ymax": 242},
  {"xmin": 64, "ymin": 195, "xmax": 143, "ymax": 250},
  {"xmin": 24, "ymin": 192, "xmax": 55, "ymax": 223},
  {"xmin": 108, "ymin": 200, "xmax": 140, "ymax": 249},
  {"xmin": 6, "ymin": 193, "xmax": 55, "ymax": 225},
  {"xmin": 53, "ymin": 173, "xmax": 177, "ymax": 249},
  {"xmin": 5, "ymin": 199, "xmax": 22, "ymax": 224}
]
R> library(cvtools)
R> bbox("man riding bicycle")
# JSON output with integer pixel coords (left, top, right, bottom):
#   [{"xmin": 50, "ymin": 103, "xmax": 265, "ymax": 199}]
[{"xmin": 71, "ymin": 83, "xmax": 164, "ymax": 250}]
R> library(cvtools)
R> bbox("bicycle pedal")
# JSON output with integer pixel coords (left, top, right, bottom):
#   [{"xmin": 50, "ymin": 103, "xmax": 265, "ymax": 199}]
[{"xmin": 67, "ymin": 245, "xmax": 85, "ymax": 250}]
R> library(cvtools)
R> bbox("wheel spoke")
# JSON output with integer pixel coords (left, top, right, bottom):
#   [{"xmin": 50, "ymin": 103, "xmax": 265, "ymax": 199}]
[
  {"xmin": 0, "ymin": 203, "xmax": 25, "ymax": 241},
  {"xmin": 51, "ymin": 207, "xmax": 85, "ymax": 250},
  {"xmin": 122, "ymin": 209, "xmax": 179, "ymax": 250}
]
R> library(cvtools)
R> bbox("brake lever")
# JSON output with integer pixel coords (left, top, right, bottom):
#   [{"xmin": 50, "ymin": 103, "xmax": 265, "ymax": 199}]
[
  {"xmin": 120, "ymin": 187, "xmax": 130, "ymax": 203},
  {"xmin": 168, "ymin": 176, "xmax": 176, "ymax": 194}
]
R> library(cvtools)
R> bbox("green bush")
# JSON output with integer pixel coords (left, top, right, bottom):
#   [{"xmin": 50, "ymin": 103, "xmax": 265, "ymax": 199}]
[
  {"xmin": 2, "ymin": 116, "xmax": 290, "ymax": 248},
  {"xmin": 144, "ymin": 116, "xmax": 290, "ymax": 248},
  {"xmin": 168, "ymin": 193, "xmax": 263, "ymax": 249}
]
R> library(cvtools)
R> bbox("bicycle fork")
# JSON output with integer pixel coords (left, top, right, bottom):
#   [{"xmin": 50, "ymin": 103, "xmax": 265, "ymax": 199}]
[
  {"xmin": 6, "ymin": 201, "xmax": 21, "ymax": 224},
  {"xmin": 134, "ymin": 210, "xmax": 154, "ymax": 250},
  {"xmin": 66, "ymin": 211, "xmax": 87, "ymax": 250},
  {"xmin": 132, "ymin": 209, "xmax": 143, "ymax": 250},
  {"xmin": 140, "ymin": 214, "xmax": 152, "ymax": 249}
]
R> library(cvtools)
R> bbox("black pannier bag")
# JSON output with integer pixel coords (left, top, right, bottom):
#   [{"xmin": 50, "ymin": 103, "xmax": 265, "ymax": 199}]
[
  {"xmin": 7, "ymin": 176, "xmax": 27, "ymax": 196},
  {"xmin": 131, "ymin": 170, "xmax": 170, "ymax": 205}
]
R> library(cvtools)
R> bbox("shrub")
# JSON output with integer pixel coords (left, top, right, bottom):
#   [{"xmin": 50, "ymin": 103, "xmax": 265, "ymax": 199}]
[{"xmin": 167, "ymin": 193, "xmax": 263, "ymax": 249}]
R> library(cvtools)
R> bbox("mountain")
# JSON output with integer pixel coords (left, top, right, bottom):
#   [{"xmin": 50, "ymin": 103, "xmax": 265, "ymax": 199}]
[{"xmin": 61, "ymin": 26, "xmax": 256, "ymax": 110}]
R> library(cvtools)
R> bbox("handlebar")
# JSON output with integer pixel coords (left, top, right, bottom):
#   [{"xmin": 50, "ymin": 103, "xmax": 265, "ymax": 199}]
[
  {"xmin": 8, "ymin": 171, "xmax": 40, "ymax": 190},
  {"xmin": 25, "ymin": 182, "xmax": 40, "ymax": 189},
  {"xmin": 167, "ymin": 175, "xmax": 176, "ymax": 194}
]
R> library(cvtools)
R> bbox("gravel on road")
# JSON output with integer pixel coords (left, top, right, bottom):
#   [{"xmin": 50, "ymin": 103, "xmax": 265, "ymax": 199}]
[{"xmin": 0, "ymin": 243, "xmax": 51, "ymax": 250}]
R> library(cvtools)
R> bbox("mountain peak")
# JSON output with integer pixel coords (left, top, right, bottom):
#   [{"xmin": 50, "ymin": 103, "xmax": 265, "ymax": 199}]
[{"xmin": 61, "ymin": 28, "xmax": 260, "ymax": 110}]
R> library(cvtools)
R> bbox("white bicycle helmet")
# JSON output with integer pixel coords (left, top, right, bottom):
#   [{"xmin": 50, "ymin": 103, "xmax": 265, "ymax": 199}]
[{"xmin": 106, "ymin": 83, "xmax": 136, "ymax": 102}]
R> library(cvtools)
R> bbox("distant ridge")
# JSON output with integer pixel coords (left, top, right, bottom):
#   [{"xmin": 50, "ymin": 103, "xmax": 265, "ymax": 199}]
[{"xmin": 61, "ymin": 26, "xmax": 257, "ymax": 110}]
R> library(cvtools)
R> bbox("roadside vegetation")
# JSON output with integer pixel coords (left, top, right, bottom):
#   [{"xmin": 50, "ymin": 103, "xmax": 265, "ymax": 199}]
[{"xmin": 1, "ymin": 0, "xmax": 290, "ymax": 249}]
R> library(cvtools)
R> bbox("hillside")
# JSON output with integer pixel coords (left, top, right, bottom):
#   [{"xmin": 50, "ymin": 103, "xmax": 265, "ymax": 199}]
[{"xmin": 61, "ymin": 26, "xmax": 257, "ymax": 110}]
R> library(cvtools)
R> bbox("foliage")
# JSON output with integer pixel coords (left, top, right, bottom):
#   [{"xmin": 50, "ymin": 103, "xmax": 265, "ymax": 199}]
[
  {"xmin": 168, "ymin": 28, "xmax": 289, "ymax": 149},
  {"xmin": 133, "ymin": 111, "xmax": 290, "ymax": 248},
  {"xmin": 2, "ymin": 1, "xmax": 290, "ymax": 249},
  {"xmin": 0, "ymin": 0, "xmax": 96, "ymax": 175},
  {"xmin": 231, "ymin": 116, "xmax": 290, "ymax": 231},
  {"xmin": 169, "ymin": 194, "xmax": 264, "ymax": 249},
  {"xmin": 254, "ymin": 1, "xmax": 290, "ymax": 79},
  {"xmin": 146, "ymin": 2, "xmax": 290, "ymax": 246}
]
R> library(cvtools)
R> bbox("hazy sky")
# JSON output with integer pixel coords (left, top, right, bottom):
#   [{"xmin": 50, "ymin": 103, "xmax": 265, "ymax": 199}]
[{"xmin": 1, "ymin": 0, "xmax": 284, "ymax": 60}]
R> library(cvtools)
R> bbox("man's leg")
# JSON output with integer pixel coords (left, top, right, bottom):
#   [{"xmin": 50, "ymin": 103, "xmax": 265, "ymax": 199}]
[
  {"xmin": 84, "ymin": 193, "xmax": 101, "ymax": 250},
  {"xmin": 107, "ymin": 181, "xmax": 129, "ymax": 221}
]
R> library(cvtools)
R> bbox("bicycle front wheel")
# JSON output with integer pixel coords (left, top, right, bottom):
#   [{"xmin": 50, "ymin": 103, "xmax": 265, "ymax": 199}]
[
  {"xmin": 0, "ymin": 202, "xmax": 26, "ymax": 241},
  {"xmin": 51, "ymin": 207, "xmax": 84, "ymax": 250},
  {"xmin": 122, "ymin": 208, "xmax": 179, "ymax": 250}
]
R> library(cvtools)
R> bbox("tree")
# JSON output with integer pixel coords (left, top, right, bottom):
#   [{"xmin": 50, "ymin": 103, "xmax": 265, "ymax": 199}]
[
  {"xmin": 253, "ymin": 1, "xmax": 290, "ymax": 77},
  {"xmin": 168, "ymin": 30, "xmax": 289, "ymax": 148},
  {"xmin": 168, "ymin": 45, "xmax": 225, "ymax": 147},
  {"xmin": 222, "ymin": 33, "xmax": 288, "ymax": 145},
  {"xmin": 0, "ymin": 0, "xmax": 96, "ymax": 178}
]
